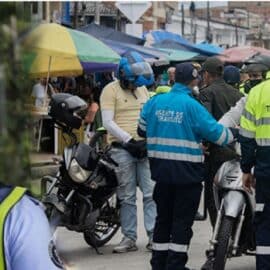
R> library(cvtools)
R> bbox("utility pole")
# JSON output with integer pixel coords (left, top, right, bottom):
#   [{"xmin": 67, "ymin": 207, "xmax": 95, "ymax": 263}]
[
  {"xmin": 190, "ymin": 2, "xmax": 196, "ymax": 43},
  {"xmin": 73, "ymin": 2, "xmax": 78, "ymax": 28},
  {"xmin": 235, "ymin": 22, "xmax": 239, "ymax": 46},
  {"xmin": 115, "ymin": 9, "xmax": 121, "ymax": 31},
  {"xmin": 181, "ymin": 3, "xmax": 185, "ymax": 37},
  {"xmin": 206, "ymin": 1, "xmax": 211, "ymax": 42},
  {"xmin": 94, "ymin": 2, "xmax": 100, "ymax": 25}
]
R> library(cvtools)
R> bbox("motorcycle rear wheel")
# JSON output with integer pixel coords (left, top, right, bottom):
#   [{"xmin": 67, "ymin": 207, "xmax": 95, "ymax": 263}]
[{"xmin": 213, "ymin": 216, "xmax": 235, "ymax": 270}]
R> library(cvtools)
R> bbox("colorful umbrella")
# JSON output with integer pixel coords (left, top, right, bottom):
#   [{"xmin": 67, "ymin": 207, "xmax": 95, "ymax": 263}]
[
  {"xmin": 158, "ymin": 48, "xmax": 199, "ymax": 62},
  {"xmin": 218, "ymin": 46, "xmax": 270, "ymax": 63},
  {"xmin": 22, "ymin": 23, "xmax": 120, "ymax": 78}
]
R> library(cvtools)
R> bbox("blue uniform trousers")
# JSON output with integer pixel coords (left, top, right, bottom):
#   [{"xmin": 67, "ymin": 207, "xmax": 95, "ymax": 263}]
[
  {"xmin": 255, "ymin": 177, "xmax": 270, "ymax": 270},
  {"xmin": 151, "ymin": 182, "xmax": 202, "ymax": 270}
]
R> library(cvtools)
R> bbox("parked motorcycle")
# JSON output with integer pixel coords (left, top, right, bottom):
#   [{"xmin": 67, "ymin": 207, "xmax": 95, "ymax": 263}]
[
  {"xmin": 207, "ymin": 143, "xmax": 256, "ymax": 270},
  {"xmin": 41, "ymin": 93, "xmax": 120, "ymax": 252}
]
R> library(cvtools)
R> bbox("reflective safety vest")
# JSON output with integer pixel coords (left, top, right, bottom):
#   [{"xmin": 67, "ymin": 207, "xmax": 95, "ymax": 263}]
[
  {"xmin": 240, "ymin": 79, "xmax": 270, "ymax": 146},
  {"xmin": 239, "ymin": 82, "xmax": 246, "ymax": 95},
  {"xmin": 155, "ymin": 85, "xmax": 171, "ymax": 94},
  {"xmin": 0, "ymin": 187, "xmax": 26, "ymax": 270}
]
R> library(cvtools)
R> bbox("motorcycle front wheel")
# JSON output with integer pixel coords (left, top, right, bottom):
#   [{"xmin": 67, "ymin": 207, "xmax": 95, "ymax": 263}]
[
  {"xmin": 83, "ymin": 195, "xmax": 120, "ymax": 248},
  {"xmin": 213, "ymin": 216, "xmax": 235, "ymax": 270}
]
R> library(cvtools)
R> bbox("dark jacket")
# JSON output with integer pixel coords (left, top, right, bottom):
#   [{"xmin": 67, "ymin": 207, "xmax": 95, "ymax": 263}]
[
  {"xmin": 199, "ymin": 78, "xmax": 243, "ymax": 121},
  {"xmin": 199, "ymin": 78, "xmax": 242, "ymax": 164}
]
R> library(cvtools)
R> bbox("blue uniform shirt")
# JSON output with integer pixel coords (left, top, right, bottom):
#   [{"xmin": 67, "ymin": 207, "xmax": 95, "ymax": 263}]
[
  {"xmin": 3, "ymin": 190, "xmax": 63, "ymax": 270},
  {"xmin": 138, "ymin": 83, "xmax": 234, "ymax": 185}
]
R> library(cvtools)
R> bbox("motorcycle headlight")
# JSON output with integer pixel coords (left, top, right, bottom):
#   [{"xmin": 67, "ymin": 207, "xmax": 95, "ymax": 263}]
[{"xmin": 68, "ymin": 158, "xmax": 91, "ymax": 183}]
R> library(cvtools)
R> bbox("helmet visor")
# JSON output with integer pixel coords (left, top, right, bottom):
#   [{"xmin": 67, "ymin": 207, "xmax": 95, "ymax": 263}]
[{"xmin": 130, "ymin": 62, "xmax": 153, "ymax": 77}]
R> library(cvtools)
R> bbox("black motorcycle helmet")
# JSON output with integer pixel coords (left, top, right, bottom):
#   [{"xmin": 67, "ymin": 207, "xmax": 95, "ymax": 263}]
[
  {"xmin": 48, "ymin": 93, "xmax": 87, "ymax": 129},
  {"xmin": 245, "ymin": 53, "xmax": 270, "ymax": 78}
]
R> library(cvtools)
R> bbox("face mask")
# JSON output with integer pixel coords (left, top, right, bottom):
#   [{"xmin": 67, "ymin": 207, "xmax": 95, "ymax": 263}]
[
  {"xmin": 244, "ymin": 79, "xmax": 262, "ymax": 94},
  {"xmin": 250, "ymin": 79, "xmax": 262, "ymax": 88}
]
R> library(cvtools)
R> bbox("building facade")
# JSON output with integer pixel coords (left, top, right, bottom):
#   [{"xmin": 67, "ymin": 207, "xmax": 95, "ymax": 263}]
[{"xmin": 167, "ymin": 13, "xmax": 249, "ymax": 47}]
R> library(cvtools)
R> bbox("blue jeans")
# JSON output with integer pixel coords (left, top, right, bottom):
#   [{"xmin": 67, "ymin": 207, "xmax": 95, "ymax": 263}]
[{"xmin": 110, "ymin": 147, "xmax": 156, "ymax": 241}]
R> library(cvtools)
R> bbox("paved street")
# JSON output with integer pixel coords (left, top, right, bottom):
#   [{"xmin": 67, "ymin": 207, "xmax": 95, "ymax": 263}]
[{"xmin": 56, "ymin": 189, "xmax": 255, "ymax": 270}]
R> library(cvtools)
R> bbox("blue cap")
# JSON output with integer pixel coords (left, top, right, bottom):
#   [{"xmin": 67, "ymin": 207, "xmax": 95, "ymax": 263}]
[
  {"xmin": 175, "ymin": 62, "xmax": 199, "ymax": 84},
  {"xmin": 223, "ymin": 65, "xmax": 240, "ymax": 85}
]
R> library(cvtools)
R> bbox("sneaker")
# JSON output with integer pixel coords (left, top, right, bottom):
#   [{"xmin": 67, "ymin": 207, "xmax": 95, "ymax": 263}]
[
  {"xmin": 146, "ymin": 238, "xmax": 153, "ymax": 251},
  {"xmin": 113, "ymin": 237, "xmax": 138, "ymax": 253}
]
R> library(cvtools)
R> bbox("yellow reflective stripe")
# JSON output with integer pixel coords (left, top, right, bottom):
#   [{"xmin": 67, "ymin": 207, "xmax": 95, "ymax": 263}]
[
  {"xmin": 148, "ymin": 150, "xmax": 204, "ymax": 162},
  {"xmin": 0, "ymin": 187, "xmax": 26, "ymax": 270}
]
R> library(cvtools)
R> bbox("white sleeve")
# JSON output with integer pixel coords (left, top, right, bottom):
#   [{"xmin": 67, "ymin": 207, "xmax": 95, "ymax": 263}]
[
  {"xmin": 218, "ymin": 96, "xmax": 247, "ymax": 127},
  {"xmin": 101, "ymin": 109, "xmax": 132, "ymax": 143}
]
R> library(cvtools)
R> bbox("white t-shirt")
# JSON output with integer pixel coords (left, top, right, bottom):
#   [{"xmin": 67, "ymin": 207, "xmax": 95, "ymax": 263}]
[{"xmin": 31, "ymin": 83, "xmax": 46, "ymax": 107}]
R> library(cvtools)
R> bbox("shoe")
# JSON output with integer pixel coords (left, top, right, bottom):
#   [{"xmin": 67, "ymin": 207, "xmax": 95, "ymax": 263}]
[
  {"xmin": 113, "ymin": 237, "xmax": 138, "ymax": 253},
  {"xmin": 146, "ymin": 238, "xmax": 153, "ymax": 251}
]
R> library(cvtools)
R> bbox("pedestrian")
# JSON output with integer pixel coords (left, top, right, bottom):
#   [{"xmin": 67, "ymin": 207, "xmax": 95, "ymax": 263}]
[
  {"xmin": 100, "ymin": 51, "xmax": 156, "ymax": 253},
  {"xmin": 167, "ymin": 67, "xmax": 176, "ymax": 86},
  {"xmin": 219, "ymin": 59, "xmax": 270, "ymax": 128},
  {"xmin": 239, "ymin": 70, "xmax": 270, "ymax": 270},
  {"xmin": 223, "ymin": 65, "xmax": 240, "ymax": 89},
  {"xmin": 138, "ymin": 62, "xmax": 236, "ymax": 270}
]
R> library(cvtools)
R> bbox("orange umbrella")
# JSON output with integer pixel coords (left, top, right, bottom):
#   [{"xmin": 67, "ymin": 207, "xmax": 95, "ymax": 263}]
[{"xmin": 218, "ymin": 46, "xmax": 270, "ymax": 63}]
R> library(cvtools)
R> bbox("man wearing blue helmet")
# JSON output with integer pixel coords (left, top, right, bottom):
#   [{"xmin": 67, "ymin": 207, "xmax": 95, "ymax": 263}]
[{"xmin": 100, "ymin": 51, "xmax": 156, "ymax": 253}]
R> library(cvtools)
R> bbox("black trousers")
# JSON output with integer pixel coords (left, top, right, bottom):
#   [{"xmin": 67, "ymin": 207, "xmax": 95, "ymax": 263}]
[
  {"xmin": 151, "ymin": 182, "xmax": 202, "ymax": 270},
  {"xmin": 255, "ymin": 177, "xmax": 270, "ymax": 270}
]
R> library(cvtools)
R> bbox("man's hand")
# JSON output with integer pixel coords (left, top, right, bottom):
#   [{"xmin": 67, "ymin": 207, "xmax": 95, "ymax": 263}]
[
  {"xmin": 123, "ymin": 139, "xmax": 147, "ymax": 159},
  {"xmin": 200, "ymin": 143, "xmax": 209, "ymax": 155},
  {"xmin": 242, "ymin": 173, "xmax": 255, "ymax": 194}
]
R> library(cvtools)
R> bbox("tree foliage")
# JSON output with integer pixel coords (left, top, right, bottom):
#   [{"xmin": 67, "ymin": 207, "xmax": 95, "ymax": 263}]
[{"xmin": 0, "ymin": 3, "xmax": 33, "ymax": 186}]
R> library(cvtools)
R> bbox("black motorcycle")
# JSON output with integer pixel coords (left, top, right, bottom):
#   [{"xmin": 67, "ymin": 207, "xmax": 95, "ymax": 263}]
[{"xmin": 41, "ymin": 93, "xmax": 120, "ymax": 252}]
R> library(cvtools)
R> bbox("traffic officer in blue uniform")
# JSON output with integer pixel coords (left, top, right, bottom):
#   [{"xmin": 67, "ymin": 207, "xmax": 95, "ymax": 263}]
[
  {"xmin": 240, "ymin": 74, "xmax": 270, "ymax": 270},
  {"xmin": 138, "ymin": 62, "xmax": 237, "ymax": 270},
  {"xmin": 0, "ymin": 184, "xmax": 64, "ymax": 270}
]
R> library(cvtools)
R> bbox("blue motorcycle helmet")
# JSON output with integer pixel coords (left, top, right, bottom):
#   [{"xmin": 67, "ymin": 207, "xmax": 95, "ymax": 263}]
[{"xmin": 117, "ymin": 51, "xmax": 154, "ymax": 88}]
